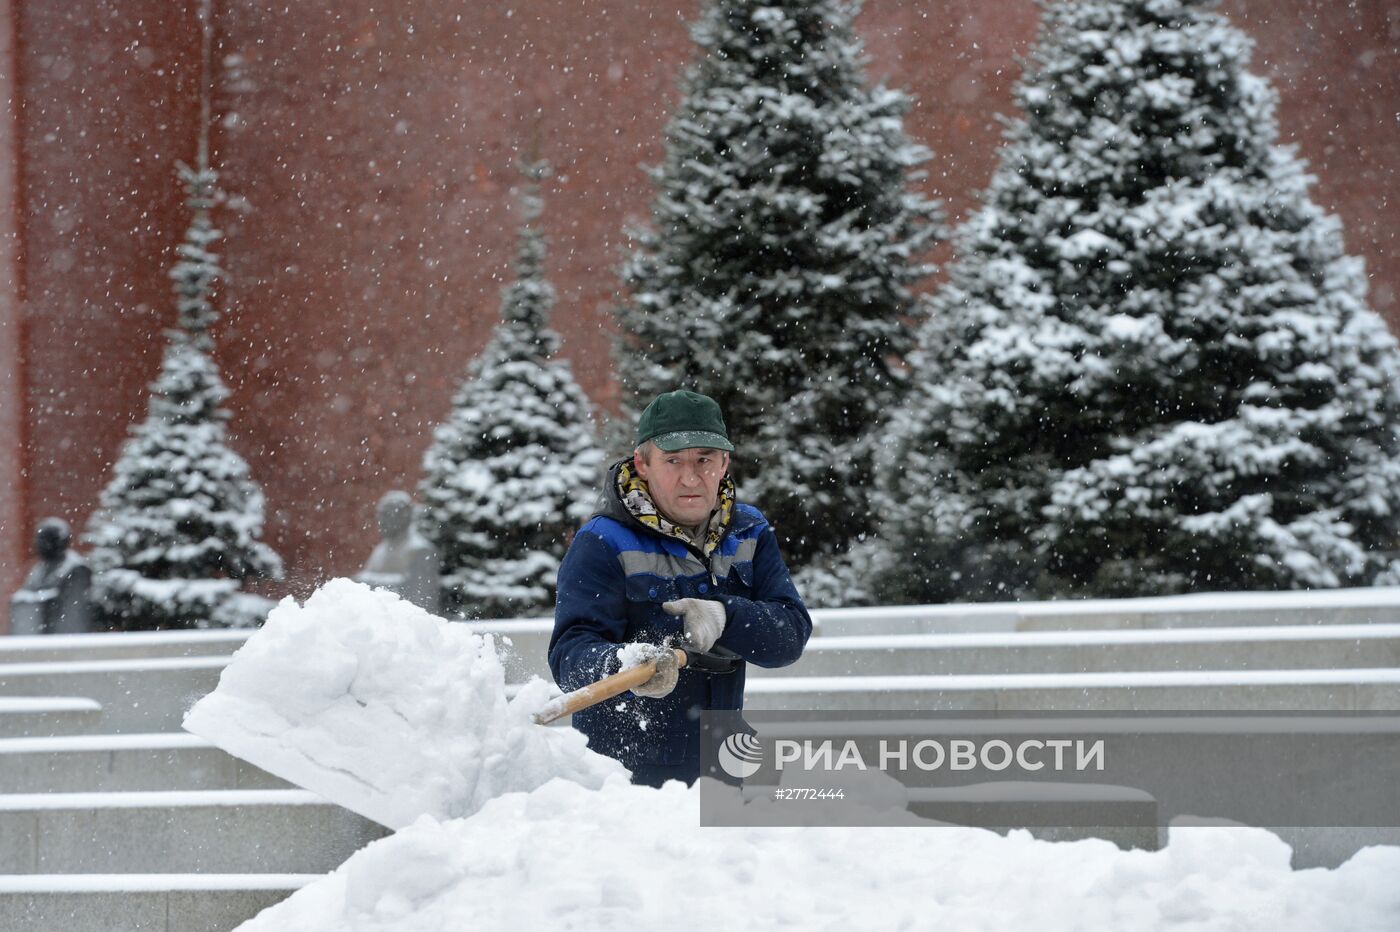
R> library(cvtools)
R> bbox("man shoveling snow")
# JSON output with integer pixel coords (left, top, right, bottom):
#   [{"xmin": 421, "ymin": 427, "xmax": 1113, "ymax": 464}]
[
  {"xmin": 549, "ymin": 389, "xmax": 813, "ymax": 786},
  {"xmin": 186, "ymin": 389, "xmax": 809, "ymax": 815}
]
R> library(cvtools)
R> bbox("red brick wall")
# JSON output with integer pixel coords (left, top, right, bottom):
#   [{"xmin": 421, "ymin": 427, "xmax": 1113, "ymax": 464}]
[
  {"xmin": 0, "ymin": 0, "xmax": 24, "ymax": 632},
  {"xmin": 5, "ymin": 1, "xmax": 1398, "ymax": 617},
  {"xmin": 201, "ymin": 0, "xmax": 707, "ymax": 594},
  {"xmin": 4, "ymin": 1, "xmax": 206, "ymax": 628},
  {"xmin": 1222, "ymin": 0, "xmax": 1399, "ymax": 314}
]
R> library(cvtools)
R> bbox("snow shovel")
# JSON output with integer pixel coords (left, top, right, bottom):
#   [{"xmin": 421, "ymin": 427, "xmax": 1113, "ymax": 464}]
[{"xmin": 533, "ymin": 644, "xmax": 741, "ymax": 725}]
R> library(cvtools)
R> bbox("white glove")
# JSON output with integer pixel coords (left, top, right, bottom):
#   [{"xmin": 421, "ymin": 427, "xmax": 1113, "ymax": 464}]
[
  {"xmin": 663, "ymin": 598, "xmax": 727, "ymax": 653},
  {"xmin": 617, "ymin": 643, "xmax": 679, "ymax": 699}
]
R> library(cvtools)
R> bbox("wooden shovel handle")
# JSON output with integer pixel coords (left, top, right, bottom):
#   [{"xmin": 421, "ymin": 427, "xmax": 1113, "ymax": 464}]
[{"xmin": 533, "ymin": 648, "xmax": 687, "ymax": 725}]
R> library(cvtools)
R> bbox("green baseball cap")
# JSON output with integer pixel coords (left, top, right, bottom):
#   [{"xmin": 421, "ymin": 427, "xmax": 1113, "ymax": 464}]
[{"xmin": 636, "ymin": 390, "xmax": 735, "ymax": 452}]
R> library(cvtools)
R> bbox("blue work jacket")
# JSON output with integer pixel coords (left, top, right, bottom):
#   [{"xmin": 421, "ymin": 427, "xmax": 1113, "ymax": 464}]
[{"xmin": 548, "ymin": 461, "xmax": 811, "ymax": 787}]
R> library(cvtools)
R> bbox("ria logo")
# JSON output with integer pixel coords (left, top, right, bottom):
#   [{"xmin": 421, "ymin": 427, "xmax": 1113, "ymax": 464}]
[{"xmin": 717, "ymin": 732, "xmax": 763, "ymax": 779}]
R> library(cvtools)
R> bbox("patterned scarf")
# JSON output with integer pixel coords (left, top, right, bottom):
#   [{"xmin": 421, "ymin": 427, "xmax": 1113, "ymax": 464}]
[{"xmin": 616, "ymin": 459, "xmax": 735, "ymax": 557}]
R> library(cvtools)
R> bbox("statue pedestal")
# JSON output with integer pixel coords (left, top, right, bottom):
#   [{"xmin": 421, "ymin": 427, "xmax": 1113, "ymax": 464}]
[
  {"xmin": 354, "ymin": 568, "xmax": 440, "ymax": 614},
  {"xmin": 9, "ymin": 591, "xmax": 53, "ymax": 636}
]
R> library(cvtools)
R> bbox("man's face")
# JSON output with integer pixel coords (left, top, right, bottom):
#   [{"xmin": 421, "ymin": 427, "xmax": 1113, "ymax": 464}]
[{"xmin": 634, "ymin": 446, "xmax": 729, "ymax": 528}]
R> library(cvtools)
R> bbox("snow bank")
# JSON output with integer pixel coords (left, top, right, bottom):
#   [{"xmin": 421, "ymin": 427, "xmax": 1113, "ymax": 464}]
[
  {"xmin": 182, "ymin": 579, "xmax": 625, "ymax": 829},
  {"xmin": 238, "ymin": 778, "xmax": 1400, "ymax": 931}
]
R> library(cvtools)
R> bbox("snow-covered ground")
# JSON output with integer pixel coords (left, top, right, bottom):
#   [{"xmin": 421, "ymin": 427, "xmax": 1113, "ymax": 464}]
[
  {"xmin": 0, "ymin": 696, "xmax": 101, "ymax": 713},
  {"xmin": 811, "ymin": 586, "xmax": 1400, "ymax": 625},
  {"xmin": 746, "ymin": 666, "xmax": 1400, "ymax": 694},
  {"xmin": 803, "ymin": 622, "xmax": 1400, "ymax": 650},
  {"xmin": 0, "ymin": 874, "xmax": 318, "ymax": 894},
  {"xmin": 181, "ymin": 579, "xmax": 1400, "ymax": 930},
  {"xmin": 238, "ymin": 776, "xmax": 1400, "ymax": 931}
]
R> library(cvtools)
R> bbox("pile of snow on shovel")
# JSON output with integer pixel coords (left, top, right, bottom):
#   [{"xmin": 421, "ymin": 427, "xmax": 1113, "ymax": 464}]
[{"xmin": 183, "ymin": 578, "xmax": 624, "ymax": 829}]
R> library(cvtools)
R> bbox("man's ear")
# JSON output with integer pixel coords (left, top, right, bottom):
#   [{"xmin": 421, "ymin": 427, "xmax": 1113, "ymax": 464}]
[{"xmin": 633, "ymin": 449, "xmax": 648, "ymax": 479}]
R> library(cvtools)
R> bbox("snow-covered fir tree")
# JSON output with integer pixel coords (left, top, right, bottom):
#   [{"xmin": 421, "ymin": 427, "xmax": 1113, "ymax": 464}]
[
  {"xmin": 418, "ymin": 162, "xmax": 602, "ymax": 619},
  {"xmin": 616, "ymin": 0, "xmax": 941, "ymax": 569},
  {"xmin": 877, "ymin": 0, "xmax": 1400, "ymax": 602},
  {"xmin": 85, "ymin": 161, "xmax": 283, "ymax": 629}
]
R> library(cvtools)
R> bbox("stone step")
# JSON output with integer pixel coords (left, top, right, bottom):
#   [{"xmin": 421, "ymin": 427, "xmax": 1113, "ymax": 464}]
[
  {"xmin": 812, "ymin": 588, "xmax": 1400, "ymax": 636},
  {"xmin": 744, "ymin": 668, "xmax": 1400, "ymax": 712},
  {"xmin": 0, "ymin": 733, "xmax": 289, "ymax": 793},
  {"xmin": 0, "ymin": 697, "xmax": 104, "ymax": 738},
  {"xmin": 0, "ymin": 618, "xmax": 552, "ymax": 665},
  {"xmin": 0, "ymin": 671, "xmax": 534, "ymax": 742},
  {"xmin": 0, "ymin": 789, "xmax": 389, "ymax": 874},
  {"xmin": 757, "ymin": 624, "xmax": 1400, "ymax": 678},
  {"xmin": 419, "ymin": 591, "xmax": 1400, "ymax": 642},
  {"xmin": 0, "ymin": 874, "xmax": 311, "ymax": 932},
  {"xmin": 485, "ymin": 623, "xmax": 553, "ymax": 683},
  {"xmin": 0, "ymin": 657, "xmax": 227, "ymax": 734},
  {"xmin": 497, "ymin": 625, "xmax": 1400, "ymax": 686},
  {"xmin": 0, "ymin": 630, "xmax": 252, "ymax": 665},
  {"xmin": 0, "ymin": 622, "xmax": 553, "ymax": 688}
]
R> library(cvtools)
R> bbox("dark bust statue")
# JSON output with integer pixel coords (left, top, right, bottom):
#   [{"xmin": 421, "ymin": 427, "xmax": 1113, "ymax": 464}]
[
  {"xmin": 9, "ymin": 517, "xmax": 95, "ymax": 635},
  {"xmin": 355, "ymin": 491, "xmax": 441, "ymax": 613}
]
